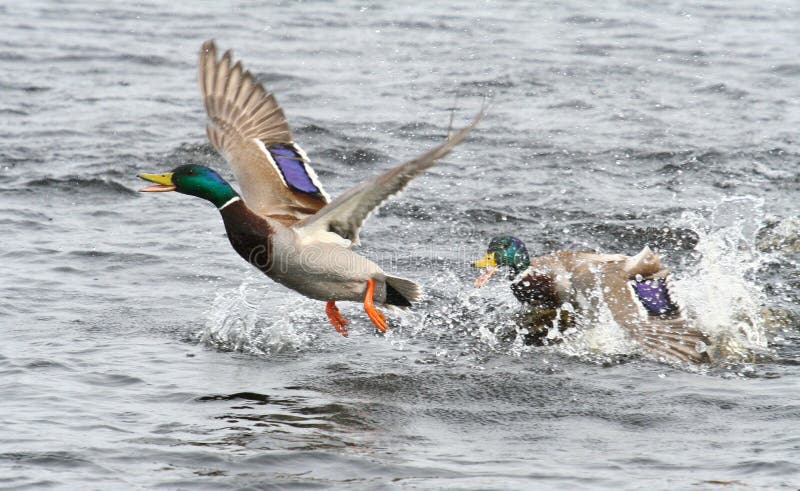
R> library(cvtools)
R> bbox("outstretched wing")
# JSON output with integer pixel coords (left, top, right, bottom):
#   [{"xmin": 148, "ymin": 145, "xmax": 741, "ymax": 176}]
[
  {"xmin": 292, "ymin": 109, "xmax": 484, "ymax": 246},
  {"xmin": 626, "ymin": 317, "xmax": 711, "ymax": 364},
  {"xmin": 199, "ymin": 40, "xmax": 329, "ymax": 224}
]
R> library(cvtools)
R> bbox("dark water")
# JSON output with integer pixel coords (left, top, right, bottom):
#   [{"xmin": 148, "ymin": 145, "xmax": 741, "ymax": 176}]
[{"xmin": 2, "ymin": 1, "xmax": 800, "ymax": 489}]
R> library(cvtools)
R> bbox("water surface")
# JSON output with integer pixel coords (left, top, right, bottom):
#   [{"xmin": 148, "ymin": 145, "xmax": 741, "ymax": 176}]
[{"xmin": 1, "ymin": 1, "xmax": 799, "ymax": 489}]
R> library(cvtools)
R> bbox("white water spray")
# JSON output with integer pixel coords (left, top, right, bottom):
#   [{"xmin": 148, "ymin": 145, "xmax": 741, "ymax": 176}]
[
  {"xmin": 200, "ymin": 275, "xmax": 320, "ymax": 355},
  {"xmin": 670, "ymin": 196, "xmax": 772, "ymax": 359}
]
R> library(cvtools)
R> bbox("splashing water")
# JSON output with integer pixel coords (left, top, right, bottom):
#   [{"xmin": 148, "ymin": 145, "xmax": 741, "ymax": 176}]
[
  {"xmin": 555, "ymin": 299, "xmax": 638, "ymax": 363},
  {"xmin": 670, "ymin": 196, "xmax": 773, "ymax": 360},
  {"xmin": 401, "ymin": 269, "xmax": 638, "ymax": 363},
  {"xmin": 199, "ymin": 275, "xmax": 320, "ymax": 355},
  {"xmin": 389, "ymin": 270, "xmax": 519, "ymax": 355}
]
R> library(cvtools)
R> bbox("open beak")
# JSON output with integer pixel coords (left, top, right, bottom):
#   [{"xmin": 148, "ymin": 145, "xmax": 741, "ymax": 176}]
[
  {"xmin": 472, "ymin": 252, "xmax": 498, "ymax": 288},
  {"xmin": 137, "ymin": 172, "xmax": 176, "ymax": 192}
]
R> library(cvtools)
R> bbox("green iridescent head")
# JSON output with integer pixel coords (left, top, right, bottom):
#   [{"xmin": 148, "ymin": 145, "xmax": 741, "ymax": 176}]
[
  {"xmin": 472, "ymin": 236, "xmax": 531, "ymax": 286},
  {"xmin": 138, "ymin": 164, "xmax": 239, "ymax": 208}
]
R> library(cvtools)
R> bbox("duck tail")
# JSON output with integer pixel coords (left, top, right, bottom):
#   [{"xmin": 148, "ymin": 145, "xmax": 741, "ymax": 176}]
[{"xmin": 384, "ymin": 276, "xmax": 421, "ymax": 308}]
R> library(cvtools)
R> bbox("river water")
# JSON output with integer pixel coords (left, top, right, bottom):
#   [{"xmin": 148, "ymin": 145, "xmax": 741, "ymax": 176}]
[{"xmin": 2, "ymin": 1, "xmax": 799, "ymax": 489}]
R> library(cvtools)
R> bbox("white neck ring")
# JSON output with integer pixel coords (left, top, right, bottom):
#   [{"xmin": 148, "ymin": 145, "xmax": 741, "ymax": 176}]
[{"xmin": 218, "ymin": 196, "xmax": 241, "ymax": 210}]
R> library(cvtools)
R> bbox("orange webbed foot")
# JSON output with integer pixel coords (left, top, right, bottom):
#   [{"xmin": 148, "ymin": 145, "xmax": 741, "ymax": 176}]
[
  {"xmin": 325, "ymin": 301, "xmax": 349, "ymax": 337},
  {"xmin": 364, "ymin": 279, "xmax": 388, "ymax": 333}
]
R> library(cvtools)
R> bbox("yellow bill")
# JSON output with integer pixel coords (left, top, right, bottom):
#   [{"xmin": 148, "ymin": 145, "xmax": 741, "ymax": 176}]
[
  {"xmin": 472, "ymin": 252, "xmax": 497, "ymax": 287},
  {"xmin": 138, "ymin": 172, "xmax": 176, "ymax": 192}
]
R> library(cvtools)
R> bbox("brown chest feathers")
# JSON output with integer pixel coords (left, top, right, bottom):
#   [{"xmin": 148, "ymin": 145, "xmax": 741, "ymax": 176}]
[
  {"xmin": 511, "ymin": 271, "xmax": 559, "ymax": 308},
  {"xmin": 508, "ymin": 271, "xmax": 570, "ymax": 346},
  {"xmin": 219, "ymin": 199, "xmax": 275, "ymax": 273}
]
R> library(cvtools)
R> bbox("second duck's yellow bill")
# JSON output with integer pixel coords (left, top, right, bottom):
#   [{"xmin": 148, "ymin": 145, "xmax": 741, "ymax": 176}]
[
  {"xmin": 472, "ymin": 252, "xmax": 497, "ymax": 287},
  {"xmin": 138, "ymin": 172, "xmax": 176, "ymax": 192}
]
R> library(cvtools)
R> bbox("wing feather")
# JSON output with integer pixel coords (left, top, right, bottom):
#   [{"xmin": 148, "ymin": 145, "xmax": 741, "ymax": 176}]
[
  {"xmin": 293, "ymin": 108, "xmax": 484, "ymax": 245},
  {"xmin": 198, "ymin": 40, "xmax": 328, "ymax": 222},
  {"xmin": 629, "ymin": 317, "xmax": 712, "ymax": 364}
]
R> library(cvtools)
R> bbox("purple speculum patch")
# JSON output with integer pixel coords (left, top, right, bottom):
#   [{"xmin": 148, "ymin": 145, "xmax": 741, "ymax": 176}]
[
  {"xmin": 632, "ymin": 278, "xmax": 678, "ymax": 316},
  {"xmin": 268, "ymin": 143, "xmax": 322, "ymax": 196}
]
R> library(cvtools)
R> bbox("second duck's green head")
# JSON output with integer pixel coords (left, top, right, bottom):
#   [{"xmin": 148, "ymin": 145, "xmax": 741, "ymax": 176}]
[
  {"xmin": 138, "ymin": 164, "xmax": 239, "ymax": 208},
  {"xmin": 472, "ymin": 236, "xmax": 531, "ymax": 286}
]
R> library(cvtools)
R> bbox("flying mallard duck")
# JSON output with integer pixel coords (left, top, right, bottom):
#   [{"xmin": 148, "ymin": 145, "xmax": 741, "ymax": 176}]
[
  {"xmin": 138, "ymin": 40, "xmax": 481, "ymax": 336},
  {"xmin": 472, "ymin": 236, "xmax": 712, "ymax": 363}
]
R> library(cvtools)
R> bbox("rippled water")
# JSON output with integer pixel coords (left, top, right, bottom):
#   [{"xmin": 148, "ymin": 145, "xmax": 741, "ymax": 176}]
[{"xmin": 2, "ymin": 1, "xmax": 799, "ymax": 489}]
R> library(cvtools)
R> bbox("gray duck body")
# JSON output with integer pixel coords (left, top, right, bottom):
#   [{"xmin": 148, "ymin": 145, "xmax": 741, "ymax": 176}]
[{"xmin": 220, "ymin": 198, "xmax": 390, "ymax": 304}]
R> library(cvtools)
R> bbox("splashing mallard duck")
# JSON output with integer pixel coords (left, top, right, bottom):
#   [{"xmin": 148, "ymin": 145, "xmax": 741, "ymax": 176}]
[
  {"xmin": 472, "ymin": 236, "xmax": 712, "ymax": 363},
  {"xmin": 138, "ymin": 40, "xmax": 481, "ymax": 336}
]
